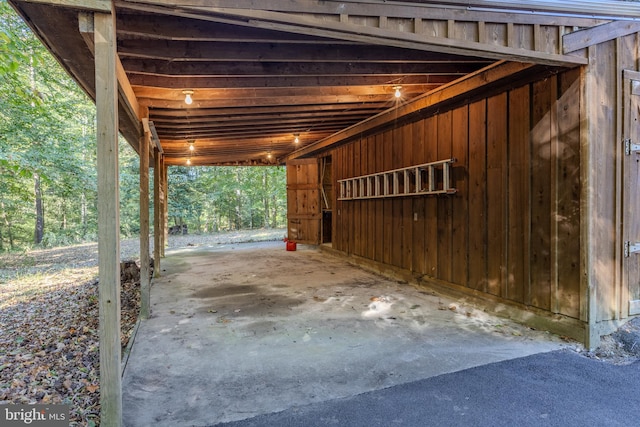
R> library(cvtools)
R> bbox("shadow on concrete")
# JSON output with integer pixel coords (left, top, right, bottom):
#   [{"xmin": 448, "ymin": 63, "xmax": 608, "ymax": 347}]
[{"xmin": 123, "ymin": 241, "xmax": 566, "ymax": 426}]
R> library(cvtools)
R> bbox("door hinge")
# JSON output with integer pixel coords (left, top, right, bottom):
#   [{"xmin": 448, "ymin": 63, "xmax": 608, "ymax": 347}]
[
  {"xmin": 624, "ymin": 138, "xmax": 640, "ymax": 155},
  {"xmin": 624, "ymin": 241, "xmax": 640, "ymax": 257}
]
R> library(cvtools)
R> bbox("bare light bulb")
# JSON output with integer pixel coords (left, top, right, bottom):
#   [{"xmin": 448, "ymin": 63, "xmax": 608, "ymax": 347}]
[
  {"xmin": 294, "ymin": 135, "xmax": 300, "ymax": 144},
  {"xmin": 394, "ymin": 87, "xmax": 402, "ymax": 98},
  {"xmin": 183, "ymin": 90, "xmax": 194, "ymax": 105},
  {"xmin": 186, "ymin": 158, "xmax": 191, "ymax": 165},
  {"xmin": 189, "ymin": 143, "xmax": 195, "ymax": 152}
]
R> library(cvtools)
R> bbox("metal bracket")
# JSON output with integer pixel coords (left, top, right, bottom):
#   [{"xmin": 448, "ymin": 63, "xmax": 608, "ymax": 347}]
[
  {"xmin": 624, "ymin": 138, "xmax": 640, "ymax": 155},
  {"xmin": 624, "ymin": 241, "xmax": 640, "ymax": 258}
]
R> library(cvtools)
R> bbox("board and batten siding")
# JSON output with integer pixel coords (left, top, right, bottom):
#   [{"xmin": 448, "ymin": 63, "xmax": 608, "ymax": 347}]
[
  {"xmin": 583, "ymin": 33, "xmax": 640, "ymax": 340},
  {"xmin": 332, "ymin": 67, "xmax": 582, "ymax": 320}
]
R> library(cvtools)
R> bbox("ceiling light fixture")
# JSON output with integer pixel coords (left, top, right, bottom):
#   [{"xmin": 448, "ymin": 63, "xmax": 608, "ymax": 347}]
[
  {"xmin": 393, "ymin": 86, "xmax": 402, "ymax": 99},
  {"xmin": 267, "ymin": 151, "xmax": 272, "ymax": 159},
  {"xmin": 183, "ymin": 90, "xmax": 194, "ymax": 105},
  {"xmin": 186, "ymin": 158, "xmax": 191, "ymax": 166},
  {"xmin": 294, "ymin": 134, "xmax": 300, "ymax": 144},
  {"xmin": 189, "ymin": 141, "xmax": 195, "ymax": 152}
]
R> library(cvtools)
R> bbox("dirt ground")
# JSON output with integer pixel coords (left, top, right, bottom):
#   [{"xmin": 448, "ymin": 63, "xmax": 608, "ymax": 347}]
[
  {"xmin": 577, "ymin": 317, "xmax": 640, "ymax": 365},
  {"xmin": 0, "ymin": 229, "xmax": 285, "ymax": 426}
]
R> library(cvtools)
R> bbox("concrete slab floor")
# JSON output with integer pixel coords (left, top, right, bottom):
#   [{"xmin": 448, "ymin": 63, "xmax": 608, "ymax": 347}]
[{"xmin": 122, "ymin": 241, "xmax": 567, "ymax": 427}]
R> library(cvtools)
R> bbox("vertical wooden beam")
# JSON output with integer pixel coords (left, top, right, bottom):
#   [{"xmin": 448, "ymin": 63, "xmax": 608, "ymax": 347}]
[
  {"xmin": 447, "ymin": 19, "xmax": 455, "ymax": 39},
  {"xmin": 139, "ymin": 121, "xmax": 150, "ymax": 319},
  {"xmin": 162, "ymin": 162, "xmax": 168, "ymax": 257},
  {"xmin": 507, "ymin": 22, "xmax": 514, "ymax": 47},
  {"xmin": 153, "ymin": 148, "xmax": 162, "ymax": 277},
  {"xmin": 550, "ymin": 75, "xmax": 560, "ymax": 314},
  {"xmin": 414, "ymin": 17, "xmax": 423, "ymax": 34},
  {"xmin": 582, "ymin": 46, "xmax": 597, "ymax": 349},
  {"xmin": 478, "ymin": 21, "xmax": 486, "ymax": 44},
  {"xmin": 94, "ymin": 10, "xmax": 122, "ymax": 426}
]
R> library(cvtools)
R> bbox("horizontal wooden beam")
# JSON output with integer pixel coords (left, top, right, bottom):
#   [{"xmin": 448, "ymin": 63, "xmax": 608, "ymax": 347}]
[
  {"xmin": 157, "ymin": 123, "xmax": 348, "ymax": 139},
  {"xmin": 117, "ymin": 13, "xmax": 352, "ymax": 44},
  {"xmin": 151, "ymin": 110, "xmax": 378, "ymax": 125},
  {"xmin": 119, "ymin": 0, "xmax": 608, "ymax": 26},
  {"xmin": 117, "ymin": 39, "xmax": 463, "ymax": 63},
  {"xmin": 563, "ymin": 21, "xmax": 640, "ymax": 53},
  {"xmin": 164, "ymin": 154, "xmax": 282, "ymax": 166},
  {"xmin": 154, "ymin": 115, "xmax": 364, "ymax": 130},
  {"xmin": 149, "ymin": 103, "xmax": 387, "ymax": 118},
  {"xmin": 127, "ymin": 74, "xmax": 457, "ymax": 90},
  {"xmin": 138, "ymin": 93, "xmax": 406, "ymax": 109},
  {"xmin": 161, "ymin": 133, "xmax": 329, "ymax": 146},
  {"xmin": 21, "ymin": 0, "xmax": 111, "ymax": 12},
  {"xmin": 120, "ymin": 58, "xmax": 489, "ymax": 77},
  {"xmin": 287, "ymin": 61, "xmax": 540, "ymax": 159},
  {"xmin": 133, "ymin": 84, "xmax": 433, "ymax": 100}
]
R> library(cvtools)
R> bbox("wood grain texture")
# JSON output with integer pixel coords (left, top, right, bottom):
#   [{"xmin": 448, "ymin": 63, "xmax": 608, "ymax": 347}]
[
  {"xmin": 353, "ymin": 138, "xmax": 362, "ymax": 256},
  {"xmin": 451, "ymin": 106, "xmax": 469, "ymax": 287},
  {"xmin": 95, "ymin": 11, "xmax": 122, "ymax": 426},
  {"xmin": 556, "ymin": 68, "xmax": 582, "ymax": 318},
  {"xmin": 287, "ymin": 158, "xmax": 321, "ymax": 244},
  {"xmin": 589, "ymin": 41, "xmax": 618, "ymax": 322},
  {"xmin": 391, "ymin": 126, "xmax": 404, "ymax": 268},
  {"xmin": 468, "ymin": 100, "xmax": 488, "ymax": 292},
  {"xmin": 375, "ymin": 133, "xmax": 385, "ymax": 263},
  {"xmin": 437, "ymin": 110, "xmax": 453, "ymax": 283},
  {"xmin": 530, "ymin": 78, "xmax": 552, "ymax": 311},
  {"xmin": 139, "ymin": 130, "xmax": 150, "ymax": 320},
  {"xmin": 424, "ymin": 116, "xmax": 439, "ymax": 277},
  {"xmin": 402, "ymin": 123, "xmax": 414, "ymax": 271},
  {"xmin": 383, "ymin": 130, "xmax": 394, "ymax": 265},
  {"xmin": 412, "ymin": 120, "xmax": 426, "ymax": 274},
  {"xmin": 367, "ymin": 135, "xmax": 376, "ymax": 260},
  {"xmin": 507, "ymin": 85, "xmax": 530, "ymax": 304},
  {"xmin": 486, "ymin": 93, "xmax": 507, "ymax": 297},
  {"xmin": 326, "ymin": 67, "xmax": 591, "ymax": 324}
]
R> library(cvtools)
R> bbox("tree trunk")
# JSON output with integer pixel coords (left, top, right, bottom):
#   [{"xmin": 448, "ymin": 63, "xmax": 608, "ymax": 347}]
[
  {"xmin": 271, "ymin": 194, "xmax": 278, "ymax": 228},
  {"xmin": 1, "ymin": 201, "xmax": 15, "ymax": 250},
  {"xmin": 263, "ymin": 170, "xmax": 270, "ymax": 228},
  {"xmin": 60, "ymin": 198, "xmax": 67, "ymax": 231},
  {"xmin": 34, "ymin": 172, "xmax": 44, "ymax": 244},
  {"xmin": 81, "ymin": 191, "xmax": 88, "ymax": 237}
]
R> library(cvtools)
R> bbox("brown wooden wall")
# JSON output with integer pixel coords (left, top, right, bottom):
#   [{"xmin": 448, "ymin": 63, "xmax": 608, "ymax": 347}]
[
  {"xmin": 287, "ymin": 159, "xmax": 321, "ymax": 245},
  {"xmin": 332, "ymin": 67, "xmax": 582, "ymax": 319},
  {"xmin": 584, "ymin": 33, "xmax": 640, "ymax": 329}
]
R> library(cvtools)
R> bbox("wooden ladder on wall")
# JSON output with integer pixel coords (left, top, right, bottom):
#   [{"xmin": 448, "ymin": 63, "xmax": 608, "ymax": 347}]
[{"xmin": 337, "ymin": 158, "xmax": 456, "ymax": 201}]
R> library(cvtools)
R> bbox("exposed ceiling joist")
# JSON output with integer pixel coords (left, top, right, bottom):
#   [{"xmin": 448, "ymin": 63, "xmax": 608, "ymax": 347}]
[{"xmin": 12, "ymin": 0, "xmax": 618, "ymax": 166}]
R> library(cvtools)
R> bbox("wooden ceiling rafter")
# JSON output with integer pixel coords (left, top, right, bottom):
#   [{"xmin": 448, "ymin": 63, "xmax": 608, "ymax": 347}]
[{"xmin": 13, "ymin": 0, "xmax": 626, "ymax": 165}]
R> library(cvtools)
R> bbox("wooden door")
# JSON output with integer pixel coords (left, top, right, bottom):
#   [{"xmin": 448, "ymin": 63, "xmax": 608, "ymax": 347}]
[
  {"xmin": 623, "ymin": 70, "xmax": 640, "ymax": 316},
  {"xmin": 286, "ymin": 158, "xmax": 321, "ymax": 244}
]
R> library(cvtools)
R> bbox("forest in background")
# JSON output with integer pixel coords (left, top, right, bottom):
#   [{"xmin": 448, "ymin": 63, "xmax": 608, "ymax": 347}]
[{"xmin": 0, "ymin": 1, "xmax": 287, "ymax": 252}]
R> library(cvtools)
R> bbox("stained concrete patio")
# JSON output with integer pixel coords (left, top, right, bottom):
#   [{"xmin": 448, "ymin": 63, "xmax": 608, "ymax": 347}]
[{"xmin": 122, "ymin": 241, "xmax": 567, "ymax": 426}]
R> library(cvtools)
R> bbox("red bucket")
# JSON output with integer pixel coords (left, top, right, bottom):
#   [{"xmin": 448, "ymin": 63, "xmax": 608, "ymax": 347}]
[{"xmin": 286, "ymin": 240, "xmax": 297, "ymax": 251}]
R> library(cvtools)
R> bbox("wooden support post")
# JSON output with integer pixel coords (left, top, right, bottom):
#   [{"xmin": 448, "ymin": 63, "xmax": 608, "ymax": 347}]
[
  {"xmin": 153, "ymin": 148, "xmax": 162, "ymax": 277},
  {"xmin": 162, "ymin": 161, "xmax": 168, "ymax": 257},
  {"xmin": 139, "ymin": 125, "xmax": 150, "ymax": 319},
  {"xmin": 94, "ymin": 10, "xmax": 122, "ymax": 426}
]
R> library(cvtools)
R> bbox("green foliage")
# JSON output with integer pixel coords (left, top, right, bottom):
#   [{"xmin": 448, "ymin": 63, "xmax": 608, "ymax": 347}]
[
  {"xmin": 168, "ymin": 166, "xmax": 287, "ymax": 233},
  {"xmin": 0, "ymin": 1, "xmax": 288, "ymax": 251},
  {"xmin": 0, "ymin": 1, "xmax": 98, "ymax": 250}
]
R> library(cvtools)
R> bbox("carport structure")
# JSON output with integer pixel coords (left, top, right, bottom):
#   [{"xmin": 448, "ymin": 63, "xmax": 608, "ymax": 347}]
[{"xmin": 8, "ymin": 0, "xmax": 640, "ymax": 424}]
